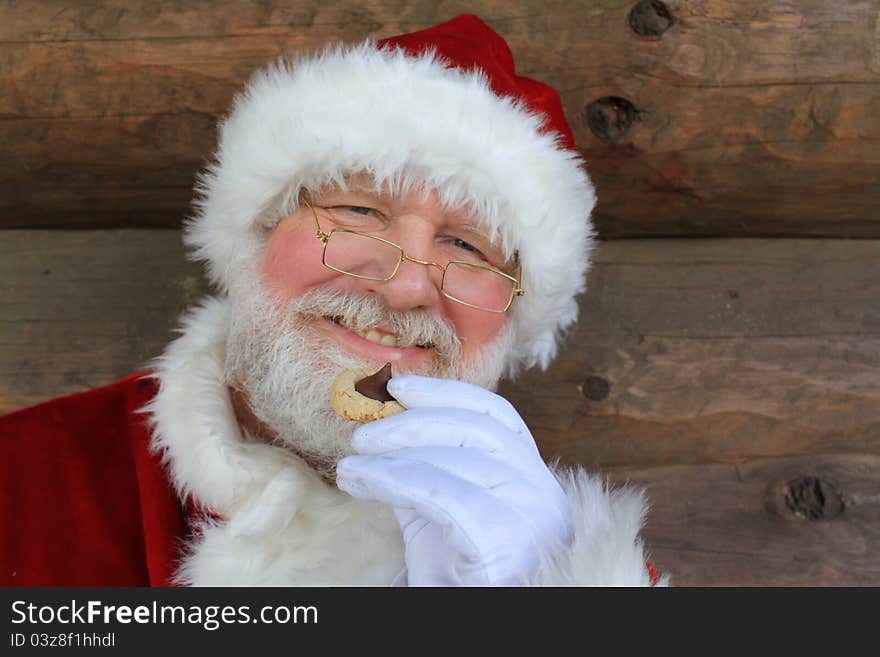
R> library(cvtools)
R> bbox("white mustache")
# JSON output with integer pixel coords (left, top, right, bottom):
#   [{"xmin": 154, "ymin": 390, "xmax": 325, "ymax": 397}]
[{"xmin": 277, "ymin": 286, "xmax": 463, "ymax": 364}]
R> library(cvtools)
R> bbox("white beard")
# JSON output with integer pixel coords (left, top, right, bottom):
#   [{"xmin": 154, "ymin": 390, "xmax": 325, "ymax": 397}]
[{"xmin": 223, "ymin": 277, "xmax": 516, "ymax": 478}]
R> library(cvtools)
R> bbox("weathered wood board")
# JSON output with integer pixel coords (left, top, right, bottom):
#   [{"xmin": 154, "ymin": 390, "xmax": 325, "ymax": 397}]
[
  {"xmin": 614, "ymin": 454, "xmax": 880, "ymax": 586},
  {"xmin": 0, "ymin": 230, "xmax": 205, "ymax": 412},
  {"xmin": 2, "ymin": 230, "xmax": 877, "ymax": 585},
  {"xmin": 502, "ymin": 239, "xmax": 880, "ymax": 470},
  {"xmin": 3, "ymin": 0, "xmax": 879, "ymax": 236}
]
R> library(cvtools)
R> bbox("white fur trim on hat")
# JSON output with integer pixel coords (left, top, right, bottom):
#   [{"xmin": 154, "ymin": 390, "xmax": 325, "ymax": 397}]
[{"xmin": 184, "ymin": 42, "xmax": 596, "ymax": 375}]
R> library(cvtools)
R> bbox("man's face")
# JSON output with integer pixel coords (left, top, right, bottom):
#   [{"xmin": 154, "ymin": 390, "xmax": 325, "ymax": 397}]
[
  {"xmin": 260, "ymin": 181, "xmax": 511, "ymax": 369},
  {"xmin": 224, "ymin": 179, "xmax": 516, "ymax": 477}
]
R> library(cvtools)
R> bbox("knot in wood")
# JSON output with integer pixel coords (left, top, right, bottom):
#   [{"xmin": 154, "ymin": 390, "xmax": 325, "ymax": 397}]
[
  {"xmin": 783, "ymin": 476, "xmax": 844, "ymax": 521},
  {"xmin": 585, "ymin": 96, "xmax": 639, "ymax": 142},
  {"xmin": 581, "ymin": 376, "xmax": 611, "ymax": 401},
  {"xmin": 628, "ymin": 0, "xmax": 674, "ymax": 37}
]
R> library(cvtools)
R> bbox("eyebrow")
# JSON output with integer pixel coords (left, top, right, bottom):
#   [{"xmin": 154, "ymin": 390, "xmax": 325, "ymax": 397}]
[
  {"xmin": 318, "ymin": 177, "xmax": 390, "ymax": 198},
  {"xmin": 328, "ymin": 183, "xmax": 376, "ymax": 197},
  {"xmin": 315, "ymin": 185, "xmax": 502, "ymax": 250},
  {"xmin": 315, "ymin": 186, "xmax": 394, "ymax": 209},
  {"xmin": 450, "ymin": 222, "xmax": 496, "ymax": 249}
]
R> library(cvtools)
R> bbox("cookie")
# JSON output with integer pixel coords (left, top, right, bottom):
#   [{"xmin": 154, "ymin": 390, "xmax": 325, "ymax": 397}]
[{"xmin": 330, "ymin": 363, "xmax": 405, "ymax": 423}]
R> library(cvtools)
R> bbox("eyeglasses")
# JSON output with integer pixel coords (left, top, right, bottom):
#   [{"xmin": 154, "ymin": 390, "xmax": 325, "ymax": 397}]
[{"xmin": 301, "ymin": 191, "xmax": 524, "ymax": 313}]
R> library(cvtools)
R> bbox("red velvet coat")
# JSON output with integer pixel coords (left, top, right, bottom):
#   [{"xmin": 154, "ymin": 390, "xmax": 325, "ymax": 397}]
[{"xmin": 0, "ymin": 373, "xmax": 190, "ymax": 586}]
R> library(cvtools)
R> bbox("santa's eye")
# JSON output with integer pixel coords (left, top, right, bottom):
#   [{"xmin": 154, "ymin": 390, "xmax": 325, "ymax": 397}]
[
  {"xmin": 452, "ymin": 238, "xmax": 481, "ymax": 254},
  {"xmin": 439, "ymin": 235, "xmax": 493, "ymax": 265},
  {"xmin": 328, "ymin": 205, "xmax": 386, "ymax": 228},
  {"xmin": 343, "ymin": 206, "xmax": 375, "ymax": 215}
]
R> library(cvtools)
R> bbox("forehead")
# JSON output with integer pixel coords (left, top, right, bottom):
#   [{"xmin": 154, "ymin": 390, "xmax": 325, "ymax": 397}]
[{"xmin": 313, "ymin": 173, "xmax": 494, "ymax": 236}]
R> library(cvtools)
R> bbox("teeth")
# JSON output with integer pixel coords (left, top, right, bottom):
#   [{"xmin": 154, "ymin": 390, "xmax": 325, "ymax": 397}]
[
  {"xmin": 327, "ymin": 315, "xmax": 431, "ymax": 348},
  {"xmin": 363, "ymin": 329, "xmax": 383, "ymax": 344},
  {"xmin": 357, "ymin": 329, "xmax": 398, "ymax": 347},
  {"xmin": 334, "ymin": 324, "xmax": 397, "ymax": 347}
]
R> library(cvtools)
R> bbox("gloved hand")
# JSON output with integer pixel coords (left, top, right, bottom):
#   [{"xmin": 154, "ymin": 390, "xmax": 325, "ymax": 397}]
[{"xmin": 336, "ymin": 374, "xmax": 571, "ymax": 586}]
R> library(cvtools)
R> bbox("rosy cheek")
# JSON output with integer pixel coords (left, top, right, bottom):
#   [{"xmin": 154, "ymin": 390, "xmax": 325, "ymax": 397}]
[
  {"xmin": 260, "ymin": 222, "xmax": 331, "ymax": 298},
  {"xmin": 447, "ymin": 303, "xmax": 507, "ymax": 360}
]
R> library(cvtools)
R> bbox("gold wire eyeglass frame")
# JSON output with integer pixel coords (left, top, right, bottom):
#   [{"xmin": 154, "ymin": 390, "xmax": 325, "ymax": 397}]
[{"xmin": 301, "ymin": 191, "xmax": 525, "ymax": 313}]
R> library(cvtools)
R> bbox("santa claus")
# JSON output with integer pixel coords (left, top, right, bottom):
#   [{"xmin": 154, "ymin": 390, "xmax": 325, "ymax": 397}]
[{"xmin": 1, "ymin": 15, "xmax": 665, "ymax": 587}]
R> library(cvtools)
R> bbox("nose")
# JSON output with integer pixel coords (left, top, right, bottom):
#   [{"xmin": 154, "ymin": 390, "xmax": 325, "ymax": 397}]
[
  {"xmin": 367, "ymin": 255, "xmax": 443, "ymax": 311},
  {"xmin": 362, "ymin": 229, "xmax": 443, "ymax": 312}
]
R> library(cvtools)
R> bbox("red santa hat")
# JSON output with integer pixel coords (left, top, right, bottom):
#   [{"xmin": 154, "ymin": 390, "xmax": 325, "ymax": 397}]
[{"xmin": 184, "ymin": 14, "xmax": 596, "ymax": 375}]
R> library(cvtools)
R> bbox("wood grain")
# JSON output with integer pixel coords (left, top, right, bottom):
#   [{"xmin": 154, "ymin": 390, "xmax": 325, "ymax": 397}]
[
  {"xmin": 499, "ymin": 239, "xmax": 880, "ymax": 469},
  {"xmin": 0, "ymin": 230, "xmax": 206, "ymax": 412},
  {"xmin": 2, "ymin": 0, "xmax": 878, "ymax": 235},
  {"xmin": 607, "ymin": 453, "xmax": 880, "ymax": 586},
  {"xmin": 1, "ymin": 231, "xmax": 877, "ymax": 584}
]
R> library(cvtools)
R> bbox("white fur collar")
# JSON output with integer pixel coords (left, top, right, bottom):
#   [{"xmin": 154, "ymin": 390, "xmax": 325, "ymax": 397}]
[{"xmin": 143, "ymin": 295, "xmax": 404, "ymax": 585}]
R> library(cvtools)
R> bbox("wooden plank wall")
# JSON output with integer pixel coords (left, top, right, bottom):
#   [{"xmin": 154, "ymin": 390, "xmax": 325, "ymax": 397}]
[
  {"xmin": 3, "ymin": 0, "xmax": 879, "ymax": 236},
  {"xmin": 2, "ymin": 1, "xmax": 879, "ymax": 585}
]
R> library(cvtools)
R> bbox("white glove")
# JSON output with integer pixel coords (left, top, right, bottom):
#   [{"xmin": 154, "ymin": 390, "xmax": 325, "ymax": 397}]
[{"xmin": 336, "ymin": 374, "xmax": 571, "ymax": 586}]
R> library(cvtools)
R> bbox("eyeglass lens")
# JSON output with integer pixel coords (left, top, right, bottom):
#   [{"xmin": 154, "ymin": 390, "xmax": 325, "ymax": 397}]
[{"xmin": 324, "ymin": 230, "xmax": 515, "ymax": 312}]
